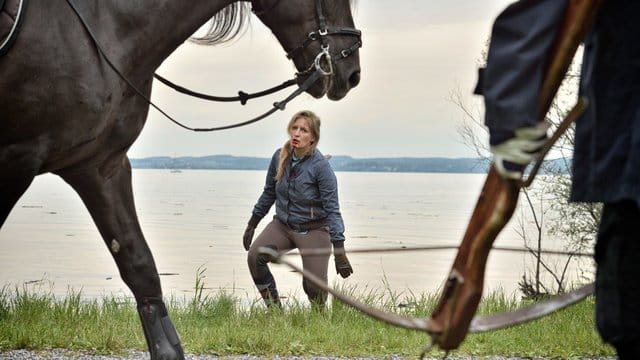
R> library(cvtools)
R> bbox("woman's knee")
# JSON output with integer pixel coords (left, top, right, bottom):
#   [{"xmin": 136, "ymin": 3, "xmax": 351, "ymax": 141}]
[{"xmin": 248, "ymin": 244, "xmax": 278, "ymax": 273}]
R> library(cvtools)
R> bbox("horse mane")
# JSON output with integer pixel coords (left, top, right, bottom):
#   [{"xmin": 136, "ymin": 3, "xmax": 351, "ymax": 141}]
[
  {"xmin": 189, "ymin": 0, "xmax": 357, "ymax": 45},
  {"xmin": 190, "ymin": 2, "xmax": 251, "ymax": 45}
]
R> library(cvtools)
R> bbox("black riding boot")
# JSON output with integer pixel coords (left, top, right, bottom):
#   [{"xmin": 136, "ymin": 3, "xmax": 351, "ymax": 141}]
[
  {"xmin": 254, "ymin": 250, "xmax": 282, "ymax": 308},
  {"xmin": 258, "ymin": 279, "xmax": 282, "ymax": 308},
  {"xmin": 137, "ymin": 297, "xmax": 185, "ymax": 360}
]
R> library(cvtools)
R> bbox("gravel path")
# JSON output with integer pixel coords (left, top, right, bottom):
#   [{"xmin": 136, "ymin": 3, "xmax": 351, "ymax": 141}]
[{"xmin": 0, "ymin": 349, "xmax": 618, "ymax": 360}]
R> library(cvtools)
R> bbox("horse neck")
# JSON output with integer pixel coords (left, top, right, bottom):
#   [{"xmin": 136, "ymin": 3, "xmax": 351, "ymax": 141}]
[{"xmin": 100, "ymin": 0, "xmax": 239, "ymax": 74}]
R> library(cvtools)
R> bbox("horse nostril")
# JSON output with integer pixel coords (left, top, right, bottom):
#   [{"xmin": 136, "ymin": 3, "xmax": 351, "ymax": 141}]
[{"xmin": 349, "ymin": 70, "xmax": 361, "ymax": 88}]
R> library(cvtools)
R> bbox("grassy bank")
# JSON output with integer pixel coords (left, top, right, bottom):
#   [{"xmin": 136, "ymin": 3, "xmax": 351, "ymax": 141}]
[{"xmin": 0, "ymin": 283, "xmax": 615, "ymax": 358}]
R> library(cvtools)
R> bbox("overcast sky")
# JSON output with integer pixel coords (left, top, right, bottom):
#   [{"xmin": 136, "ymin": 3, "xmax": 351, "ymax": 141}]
[{"xmin": 129, "ymin": 1, "xmax": 515, "ymax": 159}]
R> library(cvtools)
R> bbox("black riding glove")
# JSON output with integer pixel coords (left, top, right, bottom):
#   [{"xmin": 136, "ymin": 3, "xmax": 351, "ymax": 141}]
[
  {"xmin": 332, "ymin": 241, "xmax": 353, "ymax": 278},
  {"xmin": 243, "ymin": 214, "xmax": 261, "ymax": 251}
]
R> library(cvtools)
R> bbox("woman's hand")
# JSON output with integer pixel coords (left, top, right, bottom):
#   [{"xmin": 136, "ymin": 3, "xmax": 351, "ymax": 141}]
[
  {"xmin": 243, "ymin": 224, "xmax": 255, "ymax": 251},
  {"xmin": 333, "ymin": 243, "xmax": 353, "ymax": 278}
]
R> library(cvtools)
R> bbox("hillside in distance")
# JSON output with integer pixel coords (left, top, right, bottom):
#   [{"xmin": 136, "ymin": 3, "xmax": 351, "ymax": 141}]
[
  {"xmin": 129, "ymin": 155, "xmax": 570, "ymax": 174},
  {"xmin": 130, "ymin": 155, "xmax": 490, "ymax": 173}
]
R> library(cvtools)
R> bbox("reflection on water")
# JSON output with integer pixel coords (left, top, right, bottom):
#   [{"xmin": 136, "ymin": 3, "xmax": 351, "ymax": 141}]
[{"xmin": 0, "ymin": 169, "xmax": 584, "ymax": 303}]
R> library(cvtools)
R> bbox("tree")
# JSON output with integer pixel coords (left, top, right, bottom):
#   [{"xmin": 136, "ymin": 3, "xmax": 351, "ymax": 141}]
[{"xmin": 451, "ymin": 51, "xmax": 600, "ymax": 297}]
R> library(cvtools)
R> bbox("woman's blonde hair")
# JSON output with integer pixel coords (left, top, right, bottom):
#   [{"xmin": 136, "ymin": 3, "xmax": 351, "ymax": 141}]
[{"xmin": 274, "ymin": 110, "xmax": 321, "ymax": 181}]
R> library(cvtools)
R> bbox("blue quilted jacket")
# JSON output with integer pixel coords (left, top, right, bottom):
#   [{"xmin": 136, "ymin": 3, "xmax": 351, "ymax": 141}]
[{"xmin": 251, "ymin": 148, "xmax": 345, "ymax": 242}]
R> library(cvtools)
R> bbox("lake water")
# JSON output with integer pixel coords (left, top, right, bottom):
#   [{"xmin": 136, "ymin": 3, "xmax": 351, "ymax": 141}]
[{"xmin": 0, "ymin": 169, "xmax": 582, "ymax": 303}]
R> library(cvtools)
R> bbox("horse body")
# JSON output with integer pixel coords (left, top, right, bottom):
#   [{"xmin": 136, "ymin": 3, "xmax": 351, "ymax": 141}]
[
  {"xmin": 0, "ymin": 1, "xmax": 360, "ymax": 359},
  {"xmin": 0, "ymin": 1, "xmax": 230, "ymax": 177}
]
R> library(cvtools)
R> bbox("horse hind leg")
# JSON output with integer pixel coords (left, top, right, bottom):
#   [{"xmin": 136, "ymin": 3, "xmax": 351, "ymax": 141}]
[{"xmin": 56, "ymin": 158, "xmax": 184, "ymax": 360}]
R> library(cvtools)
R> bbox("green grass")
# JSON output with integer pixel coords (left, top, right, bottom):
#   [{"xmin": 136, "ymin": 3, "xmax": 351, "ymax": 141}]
[{"xmin": 0, "ymin": 281, "xmax": 615, "ymax": 358}]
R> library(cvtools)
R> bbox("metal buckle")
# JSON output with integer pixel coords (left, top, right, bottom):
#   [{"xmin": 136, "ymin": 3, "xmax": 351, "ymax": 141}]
[{"xmin": 313, "ymin": 45, "xmax": 333, "ymax": 76}]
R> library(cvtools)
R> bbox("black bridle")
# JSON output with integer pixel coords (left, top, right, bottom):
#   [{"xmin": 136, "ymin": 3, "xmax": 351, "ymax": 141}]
[
  {"xmin": 155, "ymin": 0, "xmax": 362, "ymax": 116},
  {"xmin": 66, "ymin": 0, "xmax": 361, "ymax": 132},
  {"xmin": 268, "ymin": 0, "xmax": 363, "ymax": 78}
]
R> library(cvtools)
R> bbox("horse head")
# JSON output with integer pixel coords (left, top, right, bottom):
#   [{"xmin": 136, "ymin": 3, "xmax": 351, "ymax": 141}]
[{"xmin": 250, "ymin": 0, "xmax": 362, "ymax": 100}]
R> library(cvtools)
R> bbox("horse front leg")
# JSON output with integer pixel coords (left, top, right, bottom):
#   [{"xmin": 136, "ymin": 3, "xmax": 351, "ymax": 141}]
[{"xmin": 57, "ymin": 157, "xmax": 184, "ymax": 360}]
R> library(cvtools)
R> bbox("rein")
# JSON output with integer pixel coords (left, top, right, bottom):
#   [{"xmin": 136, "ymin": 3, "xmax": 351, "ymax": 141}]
[
  {"xmin": 64, "ymin": 0, "xmax": 361, "ymax": 132},
  {"xmin": 280, "ymin": 244, "xmax": 594, "ymax": 258},
  {"xmin": 152, "ymin": 74, "xmax": 297, "ymax": 105}
]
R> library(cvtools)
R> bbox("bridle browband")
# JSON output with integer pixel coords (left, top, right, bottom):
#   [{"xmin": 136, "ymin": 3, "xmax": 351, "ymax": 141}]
[{"xmin": 65, "ymin": 0, "xmax": 362, "ymax": 132}]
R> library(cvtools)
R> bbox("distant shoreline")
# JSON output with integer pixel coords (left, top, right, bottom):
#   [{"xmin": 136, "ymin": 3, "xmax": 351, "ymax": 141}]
[
  {"xmin": 130, "ymin": 155, "xmax": 491, "ymax": 174},
  {"xmin": 130, "ymin": 155, "xmax": 568, "ymax": 174}
]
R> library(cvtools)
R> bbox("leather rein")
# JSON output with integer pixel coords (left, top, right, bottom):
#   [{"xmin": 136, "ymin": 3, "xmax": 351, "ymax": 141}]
[{"xmin": 64, "ymin": 0, "xmax": 361, "ymax": 132}]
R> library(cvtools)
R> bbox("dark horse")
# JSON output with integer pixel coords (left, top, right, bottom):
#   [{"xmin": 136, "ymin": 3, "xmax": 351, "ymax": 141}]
[{"xmin": 0, "ymin": 0, "xmax": 361, "ymax": 358}]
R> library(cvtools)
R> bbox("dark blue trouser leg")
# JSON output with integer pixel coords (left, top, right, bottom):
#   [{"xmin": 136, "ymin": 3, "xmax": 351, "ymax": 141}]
[{"xmin": 595, "ymin": 200, "xmax": 640, "ymax": 359}]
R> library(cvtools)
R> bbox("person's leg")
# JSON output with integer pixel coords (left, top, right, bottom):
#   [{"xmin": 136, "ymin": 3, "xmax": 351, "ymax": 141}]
[
  {"xmin": 293, "ymin": 227, "xmax": 332, "ymax": 307},
  {"xmin": 247, "ymin": 219, "xmax": 293, "ymax": 307},
  {"xmin": 594, "ymin": 200, "xmax": 640, "ymax": 359}
]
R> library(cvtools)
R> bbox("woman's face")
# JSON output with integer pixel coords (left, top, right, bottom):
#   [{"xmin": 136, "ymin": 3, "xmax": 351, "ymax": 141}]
[{"xmin": 289, "ymin": 117, "xmax": 316, "ymax": 154}]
